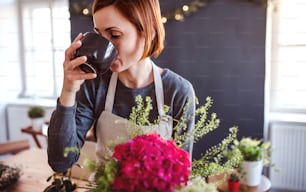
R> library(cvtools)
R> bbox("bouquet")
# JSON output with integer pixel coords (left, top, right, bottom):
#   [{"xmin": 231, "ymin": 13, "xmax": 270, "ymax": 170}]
[
  {"xmin": 86, "ymin": 96, "xmax": 233, "ymax": 192},
  {"xmin": 44, "ymin": 133, "xmax": 192, "ymax": 192},
  {"xmin": 94, "ymin": 133, "xmax": 191, "ymax": 192},
  {"xmin": 45, "ymin": 96, "xmax": 239, "ymax": 192}
]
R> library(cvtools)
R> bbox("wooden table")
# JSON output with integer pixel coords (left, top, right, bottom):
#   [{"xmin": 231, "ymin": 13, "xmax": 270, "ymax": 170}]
[
  {"xmin": 2, "ymin": 148, "xmax": 271, "ymax": 192},
  {"xmin": 21, "ymin": 126, "xmax": 47, "ymax": 148},
  {"xmin": 209, "ymin": 173, "xmax": 271, "ymax": 192},
  {"xmin": 21, "ymin": 124, "xmax": 96, "ymax": 148},
  {"xmin": 2, "ymin": 148, "xmax": 89, "ymax": 192}
]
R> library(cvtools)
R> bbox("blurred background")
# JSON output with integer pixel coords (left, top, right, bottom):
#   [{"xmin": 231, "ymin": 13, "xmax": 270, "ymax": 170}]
[{"xmin": 0, "ymin": 0, "xmax": 305, "ymax": 191}]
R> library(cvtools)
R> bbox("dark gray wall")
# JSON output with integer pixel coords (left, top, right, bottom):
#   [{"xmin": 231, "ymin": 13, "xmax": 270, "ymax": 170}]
[{"xmin": 69, "ymin": 0, "xmax": 266, "ymax": 159}]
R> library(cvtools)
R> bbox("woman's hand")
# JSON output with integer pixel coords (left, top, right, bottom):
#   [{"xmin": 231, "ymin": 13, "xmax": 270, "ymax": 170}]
[{"xmin": 59, "ymin": 33, "xmax": 97, "ymax": 106}]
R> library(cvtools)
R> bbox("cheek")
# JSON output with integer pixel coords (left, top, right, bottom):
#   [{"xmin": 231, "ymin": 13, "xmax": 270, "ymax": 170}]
[
  {"xmin": 136, "ymin": 37, "xmax": 145, "ymax": 56},
  {"xmin": 118, "ymin": 37, "xmax": 145, "ymax": 61}
]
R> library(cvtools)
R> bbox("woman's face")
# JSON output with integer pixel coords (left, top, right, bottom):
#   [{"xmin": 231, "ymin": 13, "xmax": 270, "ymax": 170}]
[{"xmin": 93, "ymin": 5, "xmax": 145, "ymax": 72}]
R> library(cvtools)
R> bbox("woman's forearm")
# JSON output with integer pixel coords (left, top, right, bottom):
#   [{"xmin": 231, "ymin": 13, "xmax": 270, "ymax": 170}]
[{"xmin": 47, "ymin": 103, "xmax": 81, "ymax": 172}]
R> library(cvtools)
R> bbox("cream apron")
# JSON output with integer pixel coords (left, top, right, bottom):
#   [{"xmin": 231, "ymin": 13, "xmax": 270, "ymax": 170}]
[{"xmin": 95, "ymin": 63, "xmax": 173, "ymax": 163}]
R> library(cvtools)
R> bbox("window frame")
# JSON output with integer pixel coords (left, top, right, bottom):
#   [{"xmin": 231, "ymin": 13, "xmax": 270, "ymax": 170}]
[
  {"xmin": 17, "ymin": 0, "xmax": 70, "ymax": 99},
  {"xmin": 267, "ymin": 0, "xmax": 306, "ymax": 113}
]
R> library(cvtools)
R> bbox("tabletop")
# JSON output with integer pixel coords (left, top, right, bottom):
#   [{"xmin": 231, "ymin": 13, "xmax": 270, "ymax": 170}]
[
  {"xmin": 2, "ymin": 148, "xmax": 89, "ymax": 192},
  {"xmin": 2, "ymin": 148, "xmax": 271, "ymax": 192},
  {"xmin": 209, "ymin": 172, "xmax": 271, "ymax": 192}
]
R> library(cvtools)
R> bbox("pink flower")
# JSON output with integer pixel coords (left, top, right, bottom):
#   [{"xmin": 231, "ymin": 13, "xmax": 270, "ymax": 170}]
[{"xmin": 111, "ymin": 133, "xmax": 191, "ymax": 192}]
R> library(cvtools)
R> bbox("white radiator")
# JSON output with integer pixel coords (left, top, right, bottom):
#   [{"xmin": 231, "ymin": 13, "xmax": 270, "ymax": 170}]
[{"xmin": 269, "ymin": 121, "xmax": 306, "ymax": 191}]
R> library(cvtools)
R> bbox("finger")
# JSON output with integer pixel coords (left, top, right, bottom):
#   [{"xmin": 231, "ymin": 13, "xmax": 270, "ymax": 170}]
[
  {"xmin": 66, "ymin": 56, "xmax": 87, "ymax": 71},
  {"xmin": 67, "ymin": 71, "xmax": 97, "ymax": 81},
  {"xmin": 80, "ymin": 73, "xmax": 97, "ymax": 80},
  {"xmin": 72, "ymin": 33, "xmax": 83, "ymax": 43},
  {"xmin": 64, "ymin": 40, "xmax": 82, "ymax": 61},
  {"xmin": 64, "ymin": 33, "xmax": 84, "ymax": 61}
]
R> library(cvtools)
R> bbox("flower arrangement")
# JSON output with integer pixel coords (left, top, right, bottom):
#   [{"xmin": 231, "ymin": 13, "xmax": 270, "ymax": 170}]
[
  {"xmin": 93, "ymin": 133, "xmax": 190, "ymax": 192},
  {"xmin": 225, "ymin": 137, "xmax": 278, "ymax": 187},
  {"xmin": 229, "ymin": 137, "xmax": 271, "ymax": 165},
  {"xmin": 86, "ymin": 132, "xmax": 222, "ymax": 192},
  {"xmin": 185, "ymin": 97, "xmax": 240, "ymax": 178},
  {"xmin": 45, "ymin": 95, "xmax": 241, "ymax": 192},
  {"xmin": 86, "ymin": 96, "xmax": 240, "ymax": 191}
]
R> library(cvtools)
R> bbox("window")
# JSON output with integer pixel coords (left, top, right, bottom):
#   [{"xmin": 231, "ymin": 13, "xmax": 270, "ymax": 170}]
[
  {"xmin": 268, "ymin": 0, "xmax": 306, "ymax": 112},
  {"xmin": 20, "ymin": 0, "xmax": 70, "ymax": 98}
]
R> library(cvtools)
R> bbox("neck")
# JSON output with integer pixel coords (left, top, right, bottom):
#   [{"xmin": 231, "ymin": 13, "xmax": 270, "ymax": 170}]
[{"xmin": 119, "ymin": 58, "xmax": 154, "ymax": 89}]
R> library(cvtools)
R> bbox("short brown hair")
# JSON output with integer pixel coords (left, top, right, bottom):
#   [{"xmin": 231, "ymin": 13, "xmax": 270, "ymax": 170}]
[{"xmin": 92, "ymin": 0, "xmax": 165, "ymax": 59}]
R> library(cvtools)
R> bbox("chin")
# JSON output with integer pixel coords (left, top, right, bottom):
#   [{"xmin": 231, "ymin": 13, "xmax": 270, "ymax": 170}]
[
  {"xmin": 110, "ymin": 60, "xmax": 127, "ymax": 72},
  {"xmin": 110, "ymin": 64, "xmax": 120, "ymax": 72}
]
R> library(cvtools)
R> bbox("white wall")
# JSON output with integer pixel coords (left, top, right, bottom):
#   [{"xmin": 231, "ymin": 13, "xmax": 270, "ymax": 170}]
[
  {"xmin": 0, "ymin": 0, "xmax": 21, "ymax": 142},
  {"xmin": 0, "ymin": 1, "xmax": 57, "ymax": 143}
]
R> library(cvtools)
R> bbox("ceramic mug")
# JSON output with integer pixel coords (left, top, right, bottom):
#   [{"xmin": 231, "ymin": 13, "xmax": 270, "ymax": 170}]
[{"xmin": 75, "ymin": 32, "xmax": 118, "ymax": 74}]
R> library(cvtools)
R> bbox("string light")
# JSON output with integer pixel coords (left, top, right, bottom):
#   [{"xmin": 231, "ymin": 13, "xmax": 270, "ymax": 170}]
[
  {"xmin": 70, "ymin": 0, "xmax": 266, "ymax": 23},
  {"xmin": 161, "ymin": 17, "xmax": 168, "ymax": 24},
  {"xmin": 174, "ymin": 13, "xmax": 184, "ymax": 21},
  {"xmin": 182, "ymin": 5, "xmax": 190, "ymax": 12},
  {"xmin": 70, "ymin": 0, "xmax": 210, "ymax": 22},
  {"xmin": 162, "ymin": 0, "xmax": 209, "ymax": 23},
  {"xmin": 82, "ymin": 8, "xmax": 89, "ymax": 15}
]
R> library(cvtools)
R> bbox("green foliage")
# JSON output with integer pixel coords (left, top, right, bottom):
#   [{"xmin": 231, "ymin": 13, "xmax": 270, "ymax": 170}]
[
  {"xmin": 191, "ymin": 127, "xmax": 240, "ymax": 178},
  {"xmin": 108, "ymin": 95, "xmax": 240, "ymax": 179},
  {"xmin": 175, "ymin": 176, "xmax": 218, "ymax": 192},
  {"xmin": 45, "ymin": 95, "xmax": 241, "ymax": 191},
  {"xmin": 172, "ymin": 97, "xmax": 222, "ymax": 148},
  {"xmin": 83, "ymin": 95, "xmax": 240, "ymax": 190},
  {"xmin": 27, "ymin": 106, "xmax": 45, "ymax": 118},
  {"xmin": 129, "ymin": 95, "xmax": 152, "ymax": 126},
  {"xmin": 43, "ymin": 172, "xmax": 76, "ymax": 192},
  {"xmin": 172, "ymin": 96, "xmax": 240, "ymax": 178},
  {"xmin": 63, "ymin": 147, "xmax": 80, "ymax": 158},
  {"xmin": 228, "ymin": 172, "xmax": 240, "ymax": 182},
  {"xmin": 225, "ymin": 137, "xmax": 279, "ymax": 182},
  {"xmin": 87, "ymin": 160, "xmax": 118, "ymax": 192},
  {"xmin": 231, "ymin": 137, "xmax": 271, "ymax": 164},
  {"xmin": 193, "ymin": 97, "xmax": 220, "ymax": 143}
]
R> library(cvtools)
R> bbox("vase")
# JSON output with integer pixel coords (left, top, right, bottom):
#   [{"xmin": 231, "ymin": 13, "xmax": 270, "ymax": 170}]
[
  {"xmin": 31, "ymin": 117, "xmax": 45, "ymax": 130},
  {"xmin": 227, "ymin": 180, "xmax": 240, "ymax": 192},
  {"xmin": 240, "ymin": 160, "xmax": 263, "ymax": 186}
]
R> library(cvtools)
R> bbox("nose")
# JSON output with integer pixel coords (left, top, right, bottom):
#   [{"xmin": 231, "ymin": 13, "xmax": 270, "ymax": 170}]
[{"xmin": 99, "ymin": 33, "xmax": 116, "ymax": 49}]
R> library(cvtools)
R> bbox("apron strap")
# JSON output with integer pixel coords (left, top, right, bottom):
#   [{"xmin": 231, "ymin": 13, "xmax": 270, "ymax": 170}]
[
  {"xmin": 104, "ymin": 72, "xmax": 118, "ymax": 112},
  {"xmin": 104, "ymin": 62, "xmax": 165, "ymax": 116},
  {"xmin": 152, "ymin": 62, "xmax": 165, "ymax": 116}
]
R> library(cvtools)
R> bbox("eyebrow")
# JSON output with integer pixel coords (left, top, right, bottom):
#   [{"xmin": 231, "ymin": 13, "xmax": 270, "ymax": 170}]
[{"xmin": 94, "ymin": 27, "xmax": 118, "ymax": 33}]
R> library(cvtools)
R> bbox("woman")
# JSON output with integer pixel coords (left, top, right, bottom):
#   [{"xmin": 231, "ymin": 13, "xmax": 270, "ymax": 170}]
[{"xmin": 48, "ymin": 0, "xmax": 196, "ymax": 172}]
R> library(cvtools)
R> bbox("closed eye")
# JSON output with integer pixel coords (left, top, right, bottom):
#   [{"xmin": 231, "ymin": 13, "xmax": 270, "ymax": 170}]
[
  {"xmin": 110, "ymin": 34, "xmax": 120, "ymax": 39},
  {"xmin": 109, "ymin": 30, "xmax": 121, "ymax": 40},
  {"xmin": 93, "ymin": 27, "xmax": 122, "ymax": 40}
]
